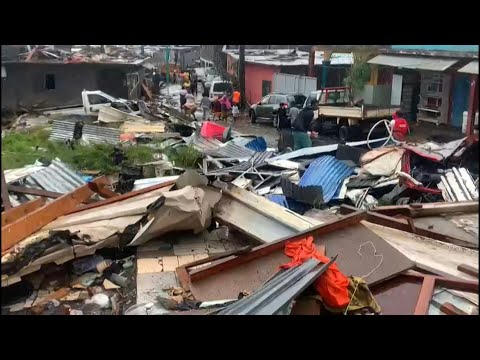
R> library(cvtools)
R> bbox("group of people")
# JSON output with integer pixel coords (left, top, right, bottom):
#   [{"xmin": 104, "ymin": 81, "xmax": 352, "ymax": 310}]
[
  {"xmin": 196, "ymin": 89, "xmax": 241, "ymax": 122},
  {"xmin": 276, "ymin": 101, "xmax": 318, "ymax": 152}
]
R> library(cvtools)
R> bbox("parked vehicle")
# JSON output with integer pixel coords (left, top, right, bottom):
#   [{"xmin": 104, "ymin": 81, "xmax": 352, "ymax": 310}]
[
  {"xmin": 304, "ymin": 87, "xmax": 400, "ymax": 141},
  {"xmin": 43, "ymin": 90, "xmax": 140, "ymax": 117},
  {"xmin": 249, "ymin": 93, "xmax": 306, "ymax": 125},
  {"xmin": 209, "ymin": 80, "xmax": 233, "ymax": 100},
  {"xmin": 195, "ymin": 67, "xmax": 213, "ymax": 83},
  {"xmin": 204, "ymin": 74, "xmax": 222, "ymax": 91}
]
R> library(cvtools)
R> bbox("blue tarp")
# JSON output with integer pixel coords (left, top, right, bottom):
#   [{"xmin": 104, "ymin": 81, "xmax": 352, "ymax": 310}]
[{"xmin": 245, "ymin": 137, "xmax": 267, "ymax": 152}]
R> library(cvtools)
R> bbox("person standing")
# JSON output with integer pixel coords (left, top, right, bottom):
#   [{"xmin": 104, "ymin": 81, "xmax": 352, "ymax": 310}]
[
  {"xmin": 288, "ymin": 106, "xmax": 300, "ymax": 128},
  {"xmin": 292, "ymin": 101, "xmax": 317, "ymax": 150},
  {"xmin": 219, "ymin": 95, "xmax": 231, "ymax": 121},
  {"xmin": 200, "ymin": 91, "xmax": 212, "ymax": 121},
  {"xmin": 390, "ymin": 111, "xmax": 410, "ymax": 141},
  {"xmin": 232, "ymin": 89, "xmax": 241, "ymax": 109},
  {"xmin": 179, "ymin": 86, "xmax": 187, "ymax": 112},
  {"xmin": 277, "ymin": 103, "xmax": 293, "ymax": 151},
  {"xmin": 152, "ymin": 70, "xmax": 161, "ymax": 94}
]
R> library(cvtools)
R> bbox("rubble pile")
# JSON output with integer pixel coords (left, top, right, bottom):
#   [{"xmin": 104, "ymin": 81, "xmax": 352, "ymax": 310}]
[{"xmin": 2, "ymin": 81, "xmax": 479, "ymax": 316}]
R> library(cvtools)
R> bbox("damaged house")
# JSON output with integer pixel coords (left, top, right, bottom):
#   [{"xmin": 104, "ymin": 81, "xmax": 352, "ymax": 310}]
[
  {"xmin": 224, "ymin": 48, "xmax": 353, "ymax": 105},
  {"xmin": 1, "ymin": 45, "xmax": 148, "ymax": 111}
]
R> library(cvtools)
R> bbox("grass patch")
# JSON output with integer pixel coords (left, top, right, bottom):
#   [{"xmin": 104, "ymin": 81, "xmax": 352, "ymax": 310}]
[
  {"xmin": 1, "ymin": 127, "xmax": 202, "ymax": 174},
  {"xmin": 1, "ymin": 128, "xmax": 158, "ymax": 173}
]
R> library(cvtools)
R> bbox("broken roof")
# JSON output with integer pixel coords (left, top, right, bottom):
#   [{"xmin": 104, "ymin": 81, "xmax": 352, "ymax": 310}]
[
  {"xmin": 2, "ymin": 45, "xmax": 149, "ymax": 66},
  {"xmin": 224, "ymin": 48, "xmax": 353, "ymax": 67}
]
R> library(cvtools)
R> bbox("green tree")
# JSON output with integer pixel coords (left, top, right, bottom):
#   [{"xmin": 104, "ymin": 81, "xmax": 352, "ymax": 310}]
[{"xmin": 344, "ymin": 53, "xmax": 372, "ymax": 105}]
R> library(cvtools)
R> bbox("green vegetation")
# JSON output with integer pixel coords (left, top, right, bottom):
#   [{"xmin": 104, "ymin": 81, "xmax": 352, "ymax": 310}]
[
  {"xmin": 344, "ymin": 54, "xmax": 372, "ymax": 104},
  {"xmin": 1, "ymin": 127, "xmax": 201, "ymax": 173}
]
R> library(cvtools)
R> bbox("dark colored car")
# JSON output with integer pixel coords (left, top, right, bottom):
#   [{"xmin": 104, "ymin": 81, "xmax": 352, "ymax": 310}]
[{"xmin": 249, "ymin": 93, "xmax": 306, "ymax": 124}]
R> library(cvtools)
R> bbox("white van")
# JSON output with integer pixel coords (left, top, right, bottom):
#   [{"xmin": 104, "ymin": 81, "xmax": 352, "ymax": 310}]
[{"xmin": 209, "ymin": 80, "xmax": 233, "ymax": 100}]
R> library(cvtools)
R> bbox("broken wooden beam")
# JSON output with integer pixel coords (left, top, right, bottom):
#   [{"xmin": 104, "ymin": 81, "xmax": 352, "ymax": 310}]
[
  {"xmin": 87, "ymin": 182, "xmax": 118, "ymax": 199},
  {"xmin": 1, "ymin": 197, "xmax": 46, "ymax": 227},
  {"xmin": 439, "ymin": 302, "xmax": 468, "ymax": 315},
  {"xmin": 64, "ymin": 180, "xmax": 176, "ymax": 216},
  {"xmin": 1, "ymin": 176, "xmax": 108, "ymax": 252},
  {"xmin": 371, "ymin": 201, "xmax": 478, "ymax": 218},
  {"xmin": 1, "ymin": 170, "xmax": 12, "ymax": 210},
  {"xmin": 457, "ymin": 264, "xmax": 479, "ymax": 278},
  {"xmin": 7, "ymin": 184, "xmax": 62, "ymax": 199}
]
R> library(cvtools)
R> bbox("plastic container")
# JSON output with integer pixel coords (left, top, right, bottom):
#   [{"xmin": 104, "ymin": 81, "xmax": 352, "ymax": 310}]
[{"xmin": 200, "ymin": 121, "xmax": 226, "ymax": 140}]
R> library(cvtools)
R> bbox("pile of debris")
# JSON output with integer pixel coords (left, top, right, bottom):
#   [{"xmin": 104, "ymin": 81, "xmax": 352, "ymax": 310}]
[{"xmin": 2, "ymin": 91, "xmax": 479, "ymax": 315}]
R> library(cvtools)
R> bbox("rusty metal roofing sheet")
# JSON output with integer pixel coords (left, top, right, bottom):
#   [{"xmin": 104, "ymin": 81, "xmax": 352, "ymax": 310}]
[
  {"xmin": 49, "ymin": 120, "xmax": 121, "ymax": 145},
  {"xmin": 25, "ymin": 160, "xmax": 86, "ymax": 193},
  {"xmin": 298, "ymin": 155, "xmax": 355, "ymax": 203},
  {"xmin": 183, "ymin": 133, "xmax": 255, "ymax": 159}
]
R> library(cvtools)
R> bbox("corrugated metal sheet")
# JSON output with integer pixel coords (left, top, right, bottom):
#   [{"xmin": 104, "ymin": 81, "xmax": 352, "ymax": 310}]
[
  {"xmin": 217, "ymin": 257, "xmax": 336, "ymax": 315},
  {"xmin": 4, "ymin": 165, "xmax": 46, "ymax": 184},
  {"xmin": 49, "ymin": 120, "xmax": 121, "ymax": 145},
  {"xmin": 25, "ymin": 160, "xmax": 86, "ymax": 193},
  {"xmin": 437, "ymin": 167, "xmax": 479, "ymax": 202},
  {"xmin": 184, "ymin": 133, "xmax": 255, "ymax": 159},
  {"xmin": 298, "ymin": 155, "xmax": 355, "ymax": 203},
  {"xmin": 205, "ymin": 151, "xmax": 275, "ymax": 175},
  {"xmin": 368, "ymin": 55, "xmax": 458, "ymax": 72},
  {"xmin": 244, "ymin": 137, "xmax": 267, "ymax": 152},
  {"xmin": 457, "ymin": 61, "xmax": 478, "ymax": 75},
  {"xmin": 266, "ymin": 137, "xmax": 389, "ymax": 164}
]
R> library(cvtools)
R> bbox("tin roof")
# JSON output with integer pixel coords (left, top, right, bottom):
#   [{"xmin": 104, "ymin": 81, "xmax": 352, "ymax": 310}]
[
  {"xmin": 298, "ymin": 155, "xmax": 355, "ymax": 204},
  {"xmin": 225, "ymin": 49, "xmax": 353, "ymax": 67},
  {"xmin": 25, "ymin": 160, "xmax": 86, "ymax": 194},
  {"xmin": 49, "ymin": 120, "xmax": 121, "ymax": 145},
  {"xmin": 458, "ymin": 60, "xmax": 479, "ymax": 75},
  {"xmin": 368, "ymin": 55, "xmax": 459, "ymax": 72}
]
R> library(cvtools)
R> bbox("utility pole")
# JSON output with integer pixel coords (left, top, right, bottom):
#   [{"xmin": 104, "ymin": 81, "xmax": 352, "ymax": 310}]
[
  {"xmin": 166, "ymin": 46, "xmax": 171, "ymax": 98},
  {"xmin": 100, "ymin": 45, "xmax": 105, "ymax": 53},
  {"xmin": 239, "ymin": 45, "xmax": 245, "ymax": 110},
  {"xmin": 141, "ymin": 45, "xmax": 145, "ymax": 56}
]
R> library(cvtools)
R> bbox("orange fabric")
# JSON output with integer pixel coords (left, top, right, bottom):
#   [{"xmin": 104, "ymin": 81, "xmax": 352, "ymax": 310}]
[
  {"xmin": 280, "ymin": 236, "xmax": 350, "ymax": 308},
  {"xmin": 233, "ymin": 91, "xmax": 241, "ymax": 104}
]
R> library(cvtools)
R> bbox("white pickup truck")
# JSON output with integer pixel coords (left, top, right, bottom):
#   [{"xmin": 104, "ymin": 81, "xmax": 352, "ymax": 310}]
[{"xmin": 43, "ymin": 90, "xmax": 140, "ymax": 117}]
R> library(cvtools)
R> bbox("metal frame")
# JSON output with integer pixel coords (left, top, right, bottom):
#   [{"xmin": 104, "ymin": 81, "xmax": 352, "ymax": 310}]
[{"xmin": 402, "ymin": 273, "xmax": 479, "ymax": 315}]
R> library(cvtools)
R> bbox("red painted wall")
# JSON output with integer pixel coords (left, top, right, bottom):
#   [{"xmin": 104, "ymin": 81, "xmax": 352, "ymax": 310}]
[{"xmin": 245, "ymin": 63, "xmax": 280, "ymax": 105}]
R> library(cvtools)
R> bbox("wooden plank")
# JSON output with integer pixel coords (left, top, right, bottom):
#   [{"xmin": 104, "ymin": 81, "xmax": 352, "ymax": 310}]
[
  {"xmin": 1, "ymin": 198, "xmax": 46, "ymax": 227},
  {"xmin": 458, "ymin": 264, "xmax": 479, "ymax": 278},
  {"xmin": 440, "ymin": 302, "xmax": 469, "ymax": 315},
  {"xmin": 64, "ymin": 180, "xmax": 176, "ymax": 216},
  {"xmin": 1, "ymin": 170, "xmax": 12, "ymax": 210},
  {"xmin": 371, "ymin": 201, "xmax": 478, "ymax": 218},
  {"xmin": 142, "ymin": 83, "xmax": 153, "ymax": 101},
  {"xmin": 318, "ymin": 106, "xmax": 362, "ymax": 119},
  {"xmin": 7, "ymin": 184, "xmax": 62, "ymax": 199},
  {"xmin": 188, "ymin": 211, "xmax": 366, "ymax": 282},
  {"xmin": 1, "ymin": 176, "xmax": 107, "ymax": 252},
  {"xmin": 414, "ymin": 276, "xmax": 436, "ymax": 315},
  {"xmin": 87, "ymin": 182, "xmax": 118, "ymax": 199},
  {"xmin": 222, "ymin": 185, "xmax": 318, "ymax": 231},
  {"xmin": 364, "ymin": 211, "xmax": 477, "ymax": 249}
]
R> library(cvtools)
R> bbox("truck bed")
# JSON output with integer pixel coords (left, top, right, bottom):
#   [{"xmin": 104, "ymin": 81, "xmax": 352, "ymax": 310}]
[{"xmin": 318, "ymin": 105, "xmax": 400, "ymax": 120}]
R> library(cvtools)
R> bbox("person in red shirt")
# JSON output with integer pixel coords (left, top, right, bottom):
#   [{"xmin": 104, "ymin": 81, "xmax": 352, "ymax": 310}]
[{"xmin": 390, "ymin": 111, "xmax": 410, "ymax": 141}]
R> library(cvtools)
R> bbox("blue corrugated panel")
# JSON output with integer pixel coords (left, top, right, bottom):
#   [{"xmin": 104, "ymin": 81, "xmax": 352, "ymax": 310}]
[
  {"xmin": 298, "ymin": 155, "xmax": 354, "ymax": 203},
  {"xmin": 266, "ymin": 195, "xmax": 310, "ymax": 214},
  {"xmin": 245, "ymin": 137, "xmax": 267, "ymax": 152}
]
